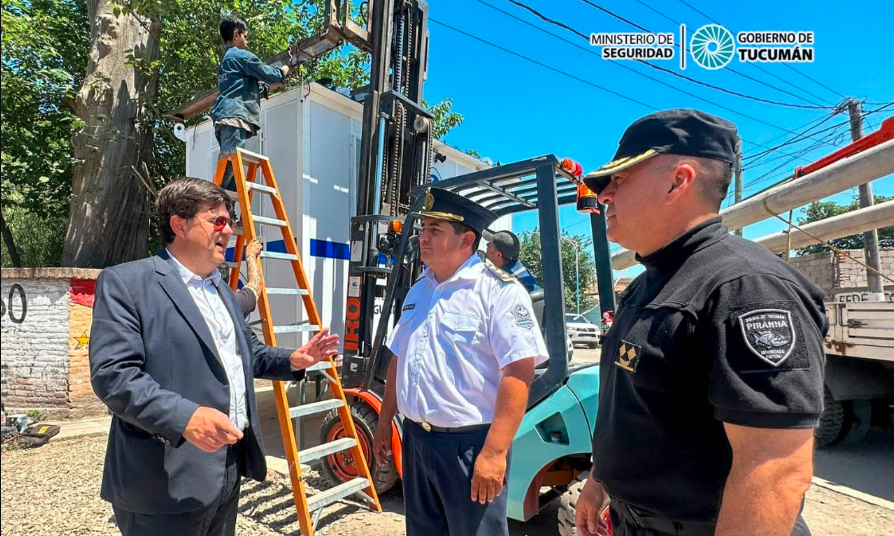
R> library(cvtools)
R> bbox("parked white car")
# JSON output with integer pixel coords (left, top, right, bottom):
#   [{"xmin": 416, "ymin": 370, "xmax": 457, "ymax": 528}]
[{"xmin": 565, "ymin": 313, "xmax": 601, "ymax": 349}]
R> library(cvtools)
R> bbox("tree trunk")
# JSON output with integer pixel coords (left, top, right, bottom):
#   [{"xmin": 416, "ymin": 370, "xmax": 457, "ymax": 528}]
[
  {"xmin": 0, "ymin": 210, "xmax": 23, "ymax": 268},
  {"xmin": 62, "ymin": 1, "xmax": 161, "ymax": 268}
]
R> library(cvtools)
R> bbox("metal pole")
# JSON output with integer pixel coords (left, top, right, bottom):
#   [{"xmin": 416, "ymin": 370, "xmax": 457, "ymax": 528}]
[
  {"xmin": 734, "ymin": 139, "xmax": 743, "ymax": 236},
  {"xmin": 575, "ymin": 243, "xmax": 580, "ymax": 314},
  {"xmin": 847, "ymin": 99, "xmax": 884, "ymax": 301}
]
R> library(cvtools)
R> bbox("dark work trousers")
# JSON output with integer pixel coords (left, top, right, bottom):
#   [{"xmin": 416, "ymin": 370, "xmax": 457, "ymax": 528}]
[
  {"xmin": 215, "ymin": 125, "xmax": 248, "ymax": 192},
  {"xmin": 402, "ymin": 419, "xmax": 511, "ymax": 536},
  {"xmin": 608, "ymin": 500, "xmax": 813, "ymax": 536},
  {"xmin": 112, "ymin": 441, "xmax": 245, "ymax": 536}
]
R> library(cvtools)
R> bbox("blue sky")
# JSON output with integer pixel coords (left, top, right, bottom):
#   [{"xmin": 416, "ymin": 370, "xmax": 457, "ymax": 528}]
[{"xmin": 421, "ymin": 0, "xmax": 893, "ymax": 278}]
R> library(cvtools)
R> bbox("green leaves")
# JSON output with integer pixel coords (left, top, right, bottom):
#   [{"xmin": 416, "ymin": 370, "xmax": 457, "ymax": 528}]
[{"xmin": 796, "ymin": 195, "xmax": 894, "ymax": 255}]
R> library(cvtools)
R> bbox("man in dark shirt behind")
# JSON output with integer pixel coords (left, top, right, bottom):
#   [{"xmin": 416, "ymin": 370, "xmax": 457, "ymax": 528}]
[
  {"xmin": 575, "ymin": 109, "xmax": 827, "ymax": 536},
  {"xmin": 484, "ymin": 230, "xmax": 541, "ymax": 292}
]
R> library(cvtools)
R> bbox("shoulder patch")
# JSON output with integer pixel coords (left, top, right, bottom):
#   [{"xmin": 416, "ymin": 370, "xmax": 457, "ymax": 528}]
[
  {"xmin": 484, "ymin": 260, "xmax": 515, "ymax": 283},
  {"xmin": 738, "ymin": 309, "xmax": 796, "ymax": 367},
  {"xmin": 511, "ymin": 304, "xmax": 535, "ymax": 329}
]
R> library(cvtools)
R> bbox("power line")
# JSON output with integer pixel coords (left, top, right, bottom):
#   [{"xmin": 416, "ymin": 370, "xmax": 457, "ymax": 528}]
[
  {"xmin": 672, "ymin": 0, "xmax": 847, "ymax": 101},
  {"xmin": 427, "ymin": 18, "xmax": 659, "ymax": 111},
  {"xmin": 577, "ymin": 0, "xmax": 833, "ymax": 109},
  {"xmin": 484, "ymin": 1, "xmax": 837, "ymax": 148},
  {"xmin": 632, "ymin": 0, "xmax": 837, "ymax": 106},
  {"xmin": 504, "ymin": 0, "xmax": 827, "ymax": 110},
  {"xmin": 431, "ymin": 16, "xmax": 825, "ymax": 163},
  {"xmin": 741, "ymin": 100, "xmax": 892, "ymax": 166},
  {"xmin": 743, "ymin": 115, "xmax": 844, "ymax": 165}
]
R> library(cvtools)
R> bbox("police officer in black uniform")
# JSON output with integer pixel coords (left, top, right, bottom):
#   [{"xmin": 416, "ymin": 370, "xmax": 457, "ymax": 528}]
[{"xmin": 575, "ymin": 109, "xmax": 827, "ymax": 536}]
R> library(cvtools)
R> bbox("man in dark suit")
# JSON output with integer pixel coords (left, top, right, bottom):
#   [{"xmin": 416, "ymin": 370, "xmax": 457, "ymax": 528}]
[{"xmin": 90, "ymin": 177, "xmax": 339, "ymax": 536}]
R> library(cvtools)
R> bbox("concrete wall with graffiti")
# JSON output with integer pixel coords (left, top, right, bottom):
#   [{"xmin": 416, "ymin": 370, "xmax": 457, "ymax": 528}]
[{"xmin": 1, "ymin": 268, "xmax": 105, "ymax": 419}]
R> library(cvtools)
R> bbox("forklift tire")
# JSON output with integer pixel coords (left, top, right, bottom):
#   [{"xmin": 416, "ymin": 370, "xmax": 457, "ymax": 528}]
[
  {"xmin": 319, "ymin": 401, "xmax": 399, "ymax": 494},
  {"xmin": 559, "ymin": 474, "xmax": 612, "ymax": 536},
  {"xmin": 816, "ymin": 385, "xmax": 847, "ymax": 448},
  {"xmin": 588, "ymin": 342, "xmax": 598, "ymax": 349},
  {"xmin": 558, "ymin": 474, "xmax": 583, "ymax": 536}
]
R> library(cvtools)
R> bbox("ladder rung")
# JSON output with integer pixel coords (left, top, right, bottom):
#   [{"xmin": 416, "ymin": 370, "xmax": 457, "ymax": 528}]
[
  {"xmin": 305, "ymin": 361, "xmax": 334, "ymax": 372},
  {"xmin": 236, "ymin": 148, "xmax": 269, "ymax": 163},
  {"xmin": 252, "ymin": 215, "xmax": 288, "ymax": 227},
  {"xmin": 247, "ymin": 182, "xmax": 278, "ymax": 196},
  {"xmin": 290, "ymin": 398, "xmax": 344, "ymax": 419},
  {"xmin": 306, "ymin": 477, "xmax": 370, "ymax": 513},
  {"xmin": 260, "ymin": 251, "xmax": 299, "ymax": 261},
  {"xmin": 265, "ymin": 287, "xmax": 309, "ymax": 296},
  {"xmin": 298, "ymin": 437, "xmax": 357, "ymax": 464},
  {"xmin": 274, "ymin": 324, "xmax": 320, "ymax": 334}
]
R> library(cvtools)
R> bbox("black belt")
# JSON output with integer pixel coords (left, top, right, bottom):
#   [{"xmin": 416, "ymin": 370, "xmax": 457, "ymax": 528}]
[
  {"xmin": 409, "ymin": 419, "xmax": 490, "ymax": 434},
  {"xmin": 611, "ymin": 498, "xmax": 715, "ymax": 536}
]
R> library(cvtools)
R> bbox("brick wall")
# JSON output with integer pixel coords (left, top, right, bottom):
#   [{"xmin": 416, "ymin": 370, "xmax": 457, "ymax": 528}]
[
  {"xmin": 790, "ymin": 248, "xmax": 893, "ymax": 300},
  {"xmin": 1, "ymin": 268, "xmax": 103, "ymax": 419}
]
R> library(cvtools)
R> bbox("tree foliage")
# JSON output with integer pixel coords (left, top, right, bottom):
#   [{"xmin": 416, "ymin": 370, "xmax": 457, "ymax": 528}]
[
  {"xmin": 2, "ymin": 0, "xmax": 467, "ymax": 267},
  {"xmin": 1, "ymin": 0, "xmax": 89, "ymax": 218},
  {"xmin": 796, "ymin": 194, "xmax": 893, "ymax": 255},
  {"xmin": 518, "ymin": 230, "xmax": 599, "ymax": 313}
]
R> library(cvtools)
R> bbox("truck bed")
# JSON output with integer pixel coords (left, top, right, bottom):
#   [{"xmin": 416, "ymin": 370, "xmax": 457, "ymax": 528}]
[{"xmin": 825, "ymin": 301, "xmax": 894, "ymax": 361}]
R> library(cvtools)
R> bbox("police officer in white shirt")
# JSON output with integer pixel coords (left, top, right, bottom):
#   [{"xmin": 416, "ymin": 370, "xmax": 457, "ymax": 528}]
[{"xmin": 372, "ymin": 187, "xmax": 549, "ymax": 536}]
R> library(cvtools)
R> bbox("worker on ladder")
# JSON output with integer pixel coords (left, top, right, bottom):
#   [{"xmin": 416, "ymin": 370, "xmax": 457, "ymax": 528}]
[{"xmin": 212, "ymin": 16, "xmax": 289, "ymax": 191}]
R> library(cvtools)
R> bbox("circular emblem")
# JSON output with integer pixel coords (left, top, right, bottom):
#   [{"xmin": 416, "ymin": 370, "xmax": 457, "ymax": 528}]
[{"xmin": 690, "ymin": 24, "xmax": 735, "ymax": 70}]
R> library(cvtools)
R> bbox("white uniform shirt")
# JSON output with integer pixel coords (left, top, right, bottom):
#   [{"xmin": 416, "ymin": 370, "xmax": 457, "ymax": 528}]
[
  {"xmin": 386, "ymin": 255, "xmax": 549, "ymax": 427},
  {"xmin": 168, "ymin": 250, "xmax": 249, "ymax": 430}
]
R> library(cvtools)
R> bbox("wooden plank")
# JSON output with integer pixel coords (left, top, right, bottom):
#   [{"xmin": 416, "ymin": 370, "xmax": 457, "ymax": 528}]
[
  {"xmin": 849, "ymin": 311, "xmax": 894, "ymax": 321},
  {"xmin": 849, "ymin": 319, "xmax": 894, "ymax": 329},
  {"xmin": 830, "ymin": 346, "xmax": 894, "ymax": 361},
  {"xmin": 845, "ymin": 337, "xmax": 894, "ymax": 348},
  {"xmin": 843, "ymin": 302, "xmax": 894, "ymax": 311},
  {"xmin": 848, "ymin": 328, "xmax": 894, "ymax": 338}
]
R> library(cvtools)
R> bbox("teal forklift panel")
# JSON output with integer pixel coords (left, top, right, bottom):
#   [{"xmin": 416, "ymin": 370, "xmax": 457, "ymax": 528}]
[{"xmin": 506, "ymin": 380, "xmax": 597, "ymax": 521}]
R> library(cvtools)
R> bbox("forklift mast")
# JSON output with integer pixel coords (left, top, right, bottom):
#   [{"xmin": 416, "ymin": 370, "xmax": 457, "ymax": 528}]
[{"xmin": 342, "ymin": 0, "xmax": 433, "ymax": 390}]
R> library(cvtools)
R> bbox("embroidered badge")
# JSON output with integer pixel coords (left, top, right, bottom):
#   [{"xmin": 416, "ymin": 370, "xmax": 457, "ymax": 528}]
[
  {"xmin": 738, "ymin": 309, "xmax": 796, "ymax": 367},
  {"xmin": 402, "ymin": 303, "xmax": 415, "ymax": 312},
  {"xmin": 614, "ymin": 340, "xmax": 642, "ymax": 373},
  {"xmin": 512, "ymin": 304, "xmax": 535, "ymax": 329},
  {"xmin": 423, "ymin": 188, "xmax": 435, "ymax": 211}
]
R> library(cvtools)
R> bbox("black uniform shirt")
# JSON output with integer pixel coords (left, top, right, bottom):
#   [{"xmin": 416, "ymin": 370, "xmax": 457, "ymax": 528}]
[{"xmin": 591, "ymin": 217, "xmax": 827, "ymax": 523}]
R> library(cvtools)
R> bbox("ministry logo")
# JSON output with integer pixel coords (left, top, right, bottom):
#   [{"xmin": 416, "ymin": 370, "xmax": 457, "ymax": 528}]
[{"xmin": 690, "ymin": 24, "xmax": 735, "ymax": 70}]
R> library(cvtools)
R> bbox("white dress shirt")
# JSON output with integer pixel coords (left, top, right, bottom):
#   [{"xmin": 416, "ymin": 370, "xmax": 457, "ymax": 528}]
[
  {"xmin": 167, "ymin": 250, "xmax": 248, "ymax": 430},
  {"xmin": 386, "ymin": 255, "xmax": 548, "ymax": 427}
]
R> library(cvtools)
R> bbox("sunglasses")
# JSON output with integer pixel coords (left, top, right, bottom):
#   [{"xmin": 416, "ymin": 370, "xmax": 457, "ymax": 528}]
[{"xmin": 210, "ymin": 215, "xmax": 237, "ymax": 231}]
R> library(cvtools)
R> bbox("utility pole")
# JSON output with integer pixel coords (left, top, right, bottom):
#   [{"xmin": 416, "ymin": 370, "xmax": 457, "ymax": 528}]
[
  {"xmin": 734, "ymin": 138, "xmax": 743, "ymax": 236},
  {"xmin": 847, "ymin": 99, "xmax": 884, "ymax": 301}
]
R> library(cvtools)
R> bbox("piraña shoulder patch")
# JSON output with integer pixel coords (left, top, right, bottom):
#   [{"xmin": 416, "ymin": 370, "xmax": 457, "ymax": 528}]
[{"xmin": 738, "ymin": 309, "xmax": 796, "ymax": 367}]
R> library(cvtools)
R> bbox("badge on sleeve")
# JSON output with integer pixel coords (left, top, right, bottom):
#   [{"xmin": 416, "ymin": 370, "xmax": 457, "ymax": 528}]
[
  {"xmin": 738, "ymin": 309, "xmax": 796, "ymax": 367},
  {"xmin": 614, "ymin": 340, "xmax": 641, "ymax": 373},
  {"xmin": 512, "ymin": 304, "xmax": 535, "ymax": 329}
]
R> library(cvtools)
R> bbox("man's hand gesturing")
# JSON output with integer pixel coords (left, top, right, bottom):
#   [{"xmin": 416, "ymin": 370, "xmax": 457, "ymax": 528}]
[{"xmin": 289, "ymin": 327, "xmax": 340, "ymax": 369}]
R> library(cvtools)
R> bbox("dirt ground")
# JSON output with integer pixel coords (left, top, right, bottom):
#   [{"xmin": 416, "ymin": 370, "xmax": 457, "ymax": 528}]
[{"xmin": 2, "ymin": 433, "xmax": 892, "ymax": 536}]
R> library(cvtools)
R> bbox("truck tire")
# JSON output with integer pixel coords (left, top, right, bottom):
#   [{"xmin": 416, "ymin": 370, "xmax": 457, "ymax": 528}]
[
  {"xmin": 319, "ymin": 401, "xmax": 399, "ymax": 494},
  {"xmin": 841, "ymin": 399, "xmax": 871, "ymax": 445},
  {"xmin": 816, "ymin": 385, "xmax": 848, "ymax": 448},
  {"xmin": 558, "ymin": 474, "xmax": 612, "ymax": 536}
]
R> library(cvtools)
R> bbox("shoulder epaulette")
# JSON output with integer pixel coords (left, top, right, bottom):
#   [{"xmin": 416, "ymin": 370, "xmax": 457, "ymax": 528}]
[{"xmin": 483, "ymin": 260, "xmax": 515, "ymax": 283}]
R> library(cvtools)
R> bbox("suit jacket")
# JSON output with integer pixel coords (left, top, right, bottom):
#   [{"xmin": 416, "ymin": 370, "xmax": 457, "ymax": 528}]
[{"xmin": 89, "ymin": 250, "xmax": 304, "ymax": 514}]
